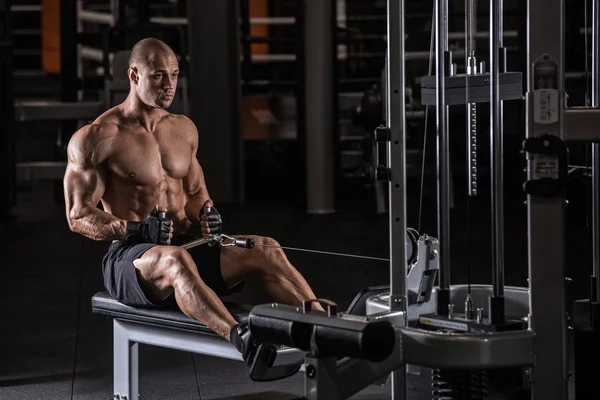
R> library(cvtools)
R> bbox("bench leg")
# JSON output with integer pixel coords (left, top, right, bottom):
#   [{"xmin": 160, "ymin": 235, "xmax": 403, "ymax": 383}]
[{"xmin": 114, "ymin": 320, "xmax": 139, "ymax": 400}]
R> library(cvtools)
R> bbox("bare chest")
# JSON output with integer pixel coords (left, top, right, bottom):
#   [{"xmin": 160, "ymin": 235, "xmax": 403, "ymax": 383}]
[{"xmin": 106, "ymin": 129, "xmax": 191, "ymax": 185}]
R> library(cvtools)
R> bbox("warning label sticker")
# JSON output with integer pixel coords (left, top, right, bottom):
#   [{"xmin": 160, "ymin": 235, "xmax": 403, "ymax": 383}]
[
  {"xmin": 534, "ymin": 89, "xmax": 559, "ymax": 124},
  {"xmin": 419, "ymin": 317, "xmax": 468, "ymax": 332},
  {"xmin": 533, "ymin": 55, "xmax": 559, "ymax": 125},
  {"xmin": 532, "ymin": 156, "xmax": 559, "ymax": 180}
]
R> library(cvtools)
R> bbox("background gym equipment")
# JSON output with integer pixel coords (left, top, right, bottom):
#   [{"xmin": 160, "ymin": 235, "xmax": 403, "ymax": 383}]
[
  {"xmin": 13, "ymin": 19, "xmax": 189, "ymax": 190},
  {"xmin": 4, "ymin": 0, "xmax": 529, "ymax": 215},
  {"xmin": 0, "ymin": 0, "xmax": 16, "ymax": 219}
]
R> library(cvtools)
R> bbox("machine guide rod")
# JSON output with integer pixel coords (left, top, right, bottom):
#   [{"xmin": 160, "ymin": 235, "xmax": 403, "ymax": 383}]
[
  {"xmin": 489, "ymin": 0, "xmax": 506, "ymax": 324},
  {"xmin": 465, "ymin": 0, "xmax": 477, "ymax": 319},
  {"xmin": 435, "ymin": 0, "xmax": 452, "ymax": 318},
  {"xmin": 386, "ymin": 0, "xmax": 409, "ymax": 398},
  {"xmin": 591, "ymin": 0, "xmax": 600, "ymax": 303},
  {"xmin": 466, "ymin": 0, "xmax": 478, "ymax": 197}
]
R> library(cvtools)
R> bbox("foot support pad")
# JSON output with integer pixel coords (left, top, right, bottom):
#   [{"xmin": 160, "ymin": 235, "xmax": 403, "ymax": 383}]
[{"xmin": 249, "ymin": 344, "xmax": 303, "ymax": 382}]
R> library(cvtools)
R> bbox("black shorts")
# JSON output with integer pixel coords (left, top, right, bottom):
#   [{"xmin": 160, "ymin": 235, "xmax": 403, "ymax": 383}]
[{"xmin": 101, "ymin": 235, "xmax": 235, "ymax": 308}]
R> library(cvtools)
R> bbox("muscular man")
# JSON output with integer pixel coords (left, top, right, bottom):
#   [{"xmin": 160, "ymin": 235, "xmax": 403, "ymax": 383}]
[{"xmin": 64, "ymin": 38, "xmax": 322, "ymax": 369}]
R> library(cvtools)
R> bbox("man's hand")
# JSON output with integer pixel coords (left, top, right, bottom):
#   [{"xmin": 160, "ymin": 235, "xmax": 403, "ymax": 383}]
[
  {"xmin": 200, "ymin": 200, "xmax": 223, "ymax": 237},
  {"xmin": 126, "ymin": 206, "xmax": 174, "ymax": 245}
]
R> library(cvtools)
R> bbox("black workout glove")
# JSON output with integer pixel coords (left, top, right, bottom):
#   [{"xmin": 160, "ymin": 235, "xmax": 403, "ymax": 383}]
[
  {"xmin": 126, "ymin": 207, "xmax": 173, "ymax": 245},
  {"xmin": 200, "ymin": 206, "xmax": 223, "ymax": 236}
]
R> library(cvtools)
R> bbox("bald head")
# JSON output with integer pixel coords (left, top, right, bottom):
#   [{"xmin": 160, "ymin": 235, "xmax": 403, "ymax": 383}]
[
  {"xmin": 128, "ymin": 38, "xmax": 177, "ymax": 70},
  {"xmin": 127, "ymin": 38, "xmax": 179, "ymax": 110}
]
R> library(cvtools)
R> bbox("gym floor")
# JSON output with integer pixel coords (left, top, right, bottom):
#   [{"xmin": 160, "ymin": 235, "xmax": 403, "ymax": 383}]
[{"xmin": 0, "ymin": 177, "xmax": 587, "ymax": 399}]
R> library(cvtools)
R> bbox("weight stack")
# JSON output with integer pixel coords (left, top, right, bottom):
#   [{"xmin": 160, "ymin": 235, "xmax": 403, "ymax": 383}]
[
  {"xmin": 407, "ymin": 366, "xmax": 531, "ymax": 400},
  {"xmin": 0, "ymin": 0, "xmax": 16, "ymax": 218}
]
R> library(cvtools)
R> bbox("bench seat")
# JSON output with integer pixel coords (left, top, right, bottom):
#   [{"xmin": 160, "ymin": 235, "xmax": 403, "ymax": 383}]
[
  {"xmin": 91, "ymin": 291, "xmax": 304, "ymax": 400},
  {"xmin": 91, "ymin": 291, "xmax": 252, "ymax": 334}
]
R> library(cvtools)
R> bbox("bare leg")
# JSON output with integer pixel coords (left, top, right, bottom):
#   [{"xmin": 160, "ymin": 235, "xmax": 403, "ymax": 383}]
[
  {"xmin": 221, "ymin": 235, "xmax": 325, "ymax": 311},
  {"xmin": 133, "ymin": 246, "xmax": 238, "ymax": 340}
]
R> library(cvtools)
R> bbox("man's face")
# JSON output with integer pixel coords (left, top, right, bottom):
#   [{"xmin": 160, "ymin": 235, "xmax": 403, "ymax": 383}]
[{"xmin": 132, "ymin": 51, "xmax": 179, "ymax": 109}]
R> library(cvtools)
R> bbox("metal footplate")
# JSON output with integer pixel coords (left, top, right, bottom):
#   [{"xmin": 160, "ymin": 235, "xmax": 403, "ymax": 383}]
[{"xmin": 249, "ymin": 344, "xmax": 304, "ymax": 382}]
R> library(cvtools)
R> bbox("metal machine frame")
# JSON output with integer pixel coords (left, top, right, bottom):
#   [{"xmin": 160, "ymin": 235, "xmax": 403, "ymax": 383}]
[
  {"xmin": 112, "ymin": 319, "xmax": 242, "ymax": 400},
  {"xmin": 258, "ymin": 302, "xmax": 533, "ymax": 400},
  {"xmin": 524, "ymin": 0, "xmax": 569, "ymax": 398},
  {"xmin": 91, "ymin": 292, "xmax": 305, "ymax": 400},
  {"xmin": 111, "ymin": 319, "xmax": 304, "ymax": 400},
  {"xmin": 374, "ymin": 0, "xmax": 597, "ymax": 397},
  {"xmin": 257, "ymin": 0, "xmax": 600, "ymax": 399},
  {"xmin": 376, "ymin": 0, "xmax": 572, "ymax": 397}
]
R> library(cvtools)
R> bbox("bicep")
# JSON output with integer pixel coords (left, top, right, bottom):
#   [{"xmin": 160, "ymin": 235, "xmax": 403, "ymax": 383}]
[
  {"xmin": 182, "ymin": 156, "xmax": 207, "ymax": 197},
  {"xmin": 63, "ymin": 130, "xmax": 106, "ymax": 217},
  {"xmin": 64, "ymin": 162, "xmax": 106, "ymax": 209},
  {"xmin": 181, "ymin": 116, "xmax": 207, "ymax": 197}
]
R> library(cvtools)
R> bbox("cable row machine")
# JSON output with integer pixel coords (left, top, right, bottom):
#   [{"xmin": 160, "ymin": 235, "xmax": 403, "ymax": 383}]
[{"xmin": 248, "ymin": 0, "xmax": 599, "ymax": 399}]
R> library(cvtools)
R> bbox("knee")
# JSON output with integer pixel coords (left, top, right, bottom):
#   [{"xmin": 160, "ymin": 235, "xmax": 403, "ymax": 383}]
[
  {"xmin": 159, "ymin": 247, "xmax": 196, "ymax": 283},
  {"xmin": 251, "ymin": 236, "xmax": 281, "ymax": 261},
  {"xmin": 250, "ymin": 236, "xmax": 292, "ymax": 272},
  {"xmin": 253, "ymin": 236, "xmax": 280, "ymax": 248}
]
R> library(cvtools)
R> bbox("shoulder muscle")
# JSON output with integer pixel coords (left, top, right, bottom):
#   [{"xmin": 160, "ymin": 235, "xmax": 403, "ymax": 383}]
[
  {"xmin": 171, "ymin": 114, "xmax": 198, "ymax": 147},
  {"xmin": 67, "ymin": 123, "xmax": 116, "ymax": 168}
]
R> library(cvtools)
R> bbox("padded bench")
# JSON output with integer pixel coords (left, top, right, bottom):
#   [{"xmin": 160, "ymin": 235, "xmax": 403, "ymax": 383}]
[{"xmin": 92, "ymin": 292, "xmax": 305, "ymax": 400}]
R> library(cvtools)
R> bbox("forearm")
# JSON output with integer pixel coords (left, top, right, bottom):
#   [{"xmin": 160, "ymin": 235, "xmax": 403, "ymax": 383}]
[
  {"xmin": 68, "ymin": 205, "xmax": 127, "ymax": 241},
  {"xmin": 184, "ymin": 191, "xmax": 211, "ymax": 225}
]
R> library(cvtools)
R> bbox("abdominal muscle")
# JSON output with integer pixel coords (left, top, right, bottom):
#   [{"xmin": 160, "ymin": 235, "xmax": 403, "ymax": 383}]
[{"xmin": 101, "ymin": 175, "xmax": 191, "ymax": 235}]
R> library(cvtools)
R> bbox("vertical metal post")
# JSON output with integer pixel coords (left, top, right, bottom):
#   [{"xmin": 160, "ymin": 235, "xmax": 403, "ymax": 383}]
[
  {"xmin": 386, "ymin": 0, "xmax": 407, "ymax": 398},
  {"xmin": 435, "ymin": 0, "xmax": 451, "ymax": 315},
  {"xmin": 186, "ymin": 0, "xmax": 244, "ymax": 203},
  {"xmin": 464, "ymin": 0, "xmax": 477, "ymax": 319},
  {"xmin": 573, "ymin": 3, "xmax": 600, "ymax": 387},
  {"xmin": 304, "ymin": 356, "xmax": 339, "ymax": 399},
  {"xmin": 337, "ymin": 0, "xmax": 347, "ymax": 61},
  {"xmin": 0, "ymin": 0, "xmax": 16, "ymax": 217},
  {"xmin": 489, "ymin": 0, "xmax": 506, "ymax": 324},
  {"xmin": 591, "ymin": 0, "xmax": 600, "ymax": 302},
  {"xmin": 60, "ymin": 0, "xmax": 77, "ymax": 105},
  {"xmin": 526, "ymin": 0, "xmax": 568, "ymax": 398},
  {"xmin": 110, "ymin": 0, "xmax": 120, "ymax": 25},
  {"xmin": 467, "ymin": 0, "xmax": 477, "ymax": 51},
  {"xmin": 466, "ymin": 0, "xmax": 478, "ymax": 197},
  {"xmin": 59, "ymin": 0, "xmax": 78, "ymax": 202},
  {"xmin": 496, "ymin": 0, "xmax": 502, "ymax": 46},
  {"xmin": 305, "ymin": 0, "xmax": 336, "ymax": 214},
  {"xmin": 113, "ymin": 321, "xmax": 139, "ymax": 400},
  {"xmin": 239, "ymin": 0, "xmax": 252, "ymax": 85},
  {"xmin": 295, "ymin": 0, "xmax": 306, "ymax": 163}
]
